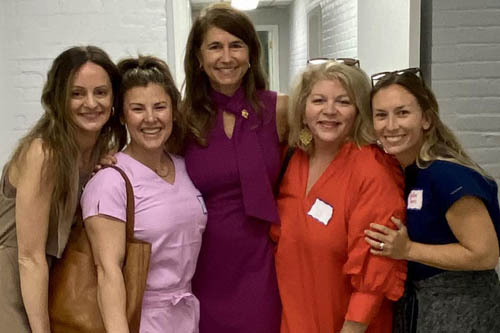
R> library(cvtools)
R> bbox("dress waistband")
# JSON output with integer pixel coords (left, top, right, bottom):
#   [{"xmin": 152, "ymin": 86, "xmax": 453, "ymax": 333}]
[{"xmin": 141, "ymin": 285, "xmax": 197, "ymax": 307}]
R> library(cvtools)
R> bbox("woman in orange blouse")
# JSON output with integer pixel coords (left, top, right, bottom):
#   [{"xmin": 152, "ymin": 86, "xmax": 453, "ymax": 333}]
[{"xmin": 271, "ymin": 60, "xmax": 407, "ymax": 333}]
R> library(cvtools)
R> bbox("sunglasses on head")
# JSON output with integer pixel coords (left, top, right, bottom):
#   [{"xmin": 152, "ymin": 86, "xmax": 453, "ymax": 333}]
[
  {"xmin": 307, "ymin": 57, "xmax": 360, "ymax": 67},
  {"xmin": 370, "ymin": 67, "xmax": 423, "ymax": 87}
]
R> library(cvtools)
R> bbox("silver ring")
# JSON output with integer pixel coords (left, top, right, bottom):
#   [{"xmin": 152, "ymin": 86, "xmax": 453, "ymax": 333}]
[{"xmin": 380, "ymin": 242, "xmax": 385, "ymax": 250}]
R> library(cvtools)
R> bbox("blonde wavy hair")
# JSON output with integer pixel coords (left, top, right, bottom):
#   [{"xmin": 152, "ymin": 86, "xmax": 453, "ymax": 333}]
[{"xmin": 288, "ymin": 60, "xmax": 372, "ymax": 154}]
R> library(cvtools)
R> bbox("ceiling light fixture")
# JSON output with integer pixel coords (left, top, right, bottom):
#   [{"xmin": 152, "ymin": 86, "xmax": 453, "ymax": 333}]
[{"xmin": 231, "ymin": 0, "xmax": 259, "ymax": 11}]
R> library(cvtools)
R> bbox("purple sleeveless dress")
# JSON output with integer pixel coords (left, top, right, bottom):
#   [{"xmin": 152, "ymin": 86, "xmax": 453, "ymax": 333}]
[{"xmin": 184, "ymin": 88, "xmax": 282, "ymax": 332}]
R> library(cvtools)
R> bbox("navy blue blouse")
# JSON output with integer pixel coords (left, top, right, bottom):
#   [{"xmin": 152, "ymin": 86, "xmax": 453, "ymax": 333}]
[{"xmin": 404, "ymin": 160, "xmax": 500, "ymax": 281}]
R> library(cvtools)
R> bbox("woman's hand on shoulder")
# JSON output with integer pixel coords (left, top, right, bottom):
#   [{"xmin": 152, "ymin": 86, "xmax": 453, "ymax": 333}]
[
  {"xmin": 276, "ymin": 94, "xmax": 289, "ymax": 143},
  {"xmin": 94, "ymin": 150, "xmax": 118, "ymax": 174},
  {"xmin": 364, "ymin": 217, "xmax": 412, "ymax": 260}
]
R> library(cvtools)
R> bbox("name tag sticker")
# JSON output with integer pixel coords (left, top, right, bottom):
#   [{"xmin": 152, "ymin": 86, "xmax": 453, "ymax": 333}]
[
  {"xmin": 407, "ymin": 189, "xmax": 423, "ymax": 210},
  {"xmin": 197, "ymin": 195, "xmax": 208, "ymax": 215},
  {"xmin": 307, "ymin": 198, "xmax": 333, "ymax": 226}
]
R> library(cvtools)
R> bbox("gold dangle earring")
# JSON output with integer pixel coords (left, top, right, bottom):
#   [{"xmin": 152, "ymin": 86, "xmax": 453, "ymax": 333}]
[{"xmin": 299, "ymin": 127, "xmax": 312, "ymax": 146}]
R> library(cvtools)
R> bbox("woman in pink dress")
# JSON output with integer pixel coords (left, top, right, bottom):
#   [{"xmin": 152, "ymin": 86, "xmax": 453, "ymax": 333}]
[{"xmin": 81, "ymin": 56, "xmax": 207, "ymax": 332}]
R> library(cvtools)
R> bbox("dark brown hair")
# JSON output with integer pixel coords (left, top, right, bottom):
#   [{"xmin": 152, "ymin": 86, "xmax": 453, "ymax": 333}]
[
  {"xmin": 182, "ymin": 2, "xmax": 267, "ymax": 146},
  {"xmin": 9, "ymin": 45, "xmax": 126, "ymax": 227},
  {"xmin": 117, "ymin": 55, "xmax": 183, "ymax": 154}
]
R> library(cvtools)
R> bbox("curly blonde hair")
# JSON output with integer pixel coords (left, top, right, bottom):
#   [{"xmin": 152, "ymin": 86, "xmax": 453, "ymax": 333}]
[{"xmin": 288, "ymin": 61, "xmax": 372, "ymax": 154}]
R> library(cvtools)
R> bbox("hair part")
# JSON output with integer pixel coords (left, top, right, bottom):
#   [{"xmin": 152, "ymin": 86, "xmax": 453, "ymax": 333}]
[
  {"xmin": 288, "ymin": 61, "xmax": 372, "ymax": 154},
  {"xmin": 9, "ymin": 45, "xmax": 126, "ymax": 227},
  {"xmin": 370, "ymin": 72, "xmax": 491, "ymax": 178},
  {"xmin": 117, "ymin": 55, "xmax": 183, "ymax": 154},
  {"xmin": 182, "ymin": 2, "xmax": 267, "ymax": 146}
]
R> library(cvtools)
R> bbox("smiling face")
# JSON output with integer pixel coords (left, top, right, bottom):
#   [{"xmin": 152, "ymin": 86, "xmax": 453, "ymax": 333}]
[
  {"xmin": 304, "ymin": 79, "xmax": 357, "ymax": 153},
  {"xmin": 69, "ymin": 61, "xmax": 113, "ymax": 137},
  {"xmin": 123, "ymin": 83, "xmax": 173, "ymax": 154},
  {"xmin": 199, "ymin": 26, "xmax": 250, "ymax": 96},
  {"xmin": 372, "ymin": 83, "xmax": 431, "ymax": 167}
]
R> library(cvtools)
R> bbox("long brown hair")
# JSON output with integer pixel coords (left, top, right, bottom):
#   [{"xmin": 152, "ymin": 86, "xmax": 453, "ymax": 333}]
[
  {"xmin": 370, "ymin": 71, "xmax": 490, "ymax": 177},
  {"xmin": 9, "ymin": 45, "xmax": 126, "ymax": 228},
  {"xmin": 117, "ymin": 55, "xmax": 183, "ymax": 154},
  {"xmin": 182, "ymin": 3, "xmax": 267, "ymax": 146}
]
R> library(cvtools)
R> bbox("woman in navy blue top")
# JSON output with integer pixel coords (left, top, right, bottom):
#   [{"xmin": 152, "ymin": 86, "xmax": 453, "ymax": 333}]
[{"xmin": 363, "ymin": 68, "xmax": 500, "ymax": 332}]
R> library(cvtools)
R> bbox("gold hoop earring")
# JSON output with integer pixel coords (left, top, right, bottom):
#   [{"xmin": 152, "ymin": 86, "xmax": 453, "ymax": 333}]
[{"xmin": 299, "ymin": 127, "xmax": 312, "ymax": 146}]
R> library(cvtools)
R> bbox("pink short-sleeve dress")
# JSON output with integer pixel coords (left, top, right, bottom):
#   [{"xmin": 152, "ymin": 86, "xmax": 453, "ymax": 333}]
[{"xmin": 81, "ymin": 152, "xmax": 207, "ymax": 333}]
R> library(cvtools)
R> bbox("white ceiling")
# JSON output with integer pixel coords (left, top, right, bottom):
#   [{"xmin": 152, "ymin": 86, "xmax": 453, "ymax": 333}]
[{"xmin": 190, "ymin": 0, "xmax": 294, "ymax": 10}]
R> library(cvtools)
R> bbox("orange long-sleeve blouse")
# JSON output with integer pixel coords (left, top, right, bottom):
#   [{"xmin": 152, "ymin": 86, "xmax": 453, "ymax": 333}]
[{"xmin": 271, "ymin": 142, "xmax": 407, "ymax": 333}]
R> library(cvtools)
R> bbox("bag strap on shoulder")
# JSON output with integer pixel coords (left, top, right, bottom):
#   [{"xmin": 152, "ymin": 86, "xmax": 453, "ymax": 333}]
[
  {"xmin": 102, "ymin": 165, "xmax": 136, "ymax": 242},
  {"xmin": 274, "ymin": 147, "xmax": 296, "ymax": 196}
]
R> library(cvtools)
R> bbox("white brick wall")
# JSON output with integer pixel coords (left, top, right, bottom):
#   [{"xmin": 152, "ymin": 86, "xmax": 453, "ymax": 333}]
[
  {"xmin": 288, "ymin": 0, "xmax": 309, "ymax": 83},
  {"xmin": 320, "ymin": 0, "xmax": 357, "ymax": 59},
  {"xmin": 431, "ymin": 0, "xmax": 500, "ymax": 183},
  {"xmin": 0, "ymin": 0, "xmax": 170, "ymax": 166},
  {"xmin": 288, "ymin": 0, "xmax": 356, "ymax": 84}
]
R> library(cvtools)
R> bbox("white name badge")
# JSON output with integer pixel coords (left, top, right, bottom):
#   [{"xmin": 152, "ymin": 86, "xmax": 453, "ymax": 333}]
[
  {"xmin": 197, "ymin": 195, "xmax": 208, "ymax": 215},
  {"xmin": 307, "ymin": 198, "xmax": 333, "ymax": 226},
  {"xmin": 407, "ymin": 189, "xmax": 423, "ymax": 210}
]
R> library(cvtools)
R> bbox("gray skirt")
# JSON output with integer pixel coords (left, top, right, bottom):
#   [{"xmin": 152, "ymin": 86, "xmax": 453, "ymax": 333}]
[{"xmin": 394, "ymin": 270, "xmax": 500, "ymax": 333}]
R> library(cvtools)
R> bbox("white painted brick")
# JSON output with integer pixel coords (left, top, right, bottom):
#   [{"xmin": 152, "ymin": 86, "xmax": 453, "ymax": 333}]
[
  {"xmin": 433, "ymin": 26, "xmax": 500, "ymax": 45},
  {"xmin": 438, "ymin": 97, "xmax": 500, "ymax": 115},
  {"xmin": 483, "ymin": 165, "xmax": 500, "ymax": 180},
  {"xmin": 1, "ymin": 0, "xmax": 171, "ymax": 167},
  {"xmin": 433, "ymin": 44, "xmax": 500, "ymax": 63},
  {"xmin": 454, "ymin": 115, "xmax": 500, "ymax": 132},
  {"xmin": 434, "ymin": 0, "xmax": 500, "ymax": 11},
  {"xmin": 433, "ymin": 63, "xmax": 500, "ymax": 80},
  {"xmin": 13, "ymin": 72, "xmax": 45, "ymax": 88},
  {"xmin": 468, "ymin": 148, "xmax": 500, "ymax": 165},
  {"xmin": 434, "ymin": 9, "xmax": 500, "ymax": 28},
  {"xmin": 59, "ymin": 0, "xmax": 104, "ymax": 14},
  {"xmin": 15, "ymin": 1, "xmax": 61, "ymax": 17},
  {"xmin": 433, "ymin": 79, "xmax": 500, "ymax": 98}
]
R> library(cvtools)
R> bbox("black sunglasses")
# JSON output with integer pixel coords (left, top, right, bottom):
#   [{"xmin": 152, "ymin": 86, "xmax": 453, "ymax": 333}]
[
  {"xmin": 370, "ymin": 67, "xmax": 422, "ymax": 87},
  {"xmin": 307, "ymin": 57, "xmax": 360, "ymax": 67}
]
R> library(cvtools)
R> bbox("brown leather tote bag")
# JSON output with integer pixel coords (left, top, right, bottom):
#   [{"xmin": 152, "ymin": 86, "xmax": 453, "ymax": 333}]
[{"xmin": 49, "ymin": 165, "xmax": 151, "ymax": 333}]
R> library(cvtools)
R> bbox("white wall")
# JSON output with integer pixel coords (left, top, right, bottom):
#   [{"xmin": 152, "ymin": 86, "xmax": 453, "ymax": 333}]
[
  {"xmin": 288, "ymin": 0, "xmax": 309, "ymax": 84},
  {"xmin": 167, "ymin": 0, "xmax": 192, "ymax": 88},
  {"xmin": 288, "ymin": 0, "xmax": 359, "ymax": 84},
  {"xmin": 247, "ymin": 7, "xmax": 291, "ymax": 93},
  {"xmin": 320, "ymin": 0, "xmax": 357, "ymax": 59},
  {"xmin": 0, "ymin": 0, "xmax": 171, "ymax": 167},
  {"xmin": 430, "ymin": 0, "xmax": 500, "ymax": 183},
  {"xmin": 358, "ymin": 0, "xmax": 420, "ymax": 77}
]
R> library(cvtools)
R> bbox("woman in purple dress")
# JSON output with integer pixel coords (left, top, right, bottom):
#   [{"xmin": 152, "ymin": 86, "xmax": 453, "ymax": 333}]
[{"xmin": 182, "ymin": 3, "xmax": 288, "ymax": 332}]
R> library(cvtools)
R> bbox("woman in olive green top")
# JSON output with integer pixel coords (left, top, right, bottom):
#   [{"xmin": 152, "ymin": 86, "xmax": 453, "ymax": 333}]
[{"xmin": 0, "ymin": 45, "xmax": 125, "ymax": 332}]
